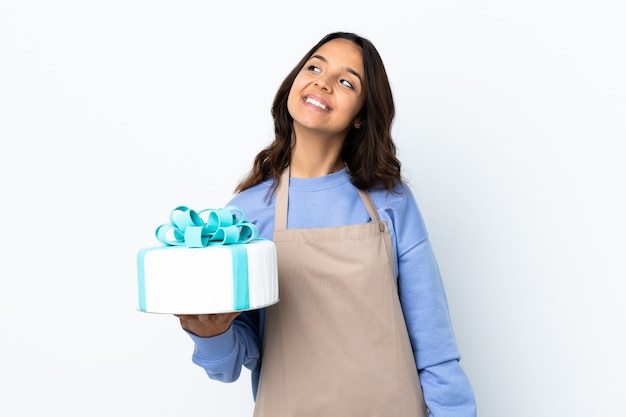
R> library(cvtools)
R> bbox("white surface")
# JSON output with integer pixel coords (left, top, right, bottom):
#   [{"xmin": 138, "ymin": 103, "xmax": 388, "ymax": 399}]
[
  {"xmin": 1, "ymin": 1, "xmax": 624, "ymax": 416},
  {"xmin": 139, "ymin": 241, "xmax": 278, "ymax": 314}
]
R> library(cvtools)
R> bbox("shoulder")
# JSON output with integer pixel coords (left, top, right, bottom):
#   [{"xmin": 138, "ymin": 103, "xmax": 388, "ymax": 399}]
[
  {"xmin": 226, "ymin": 180, "xmax": 276, "ymax": 239},
  {"xmin": 369, "ymin": 180, "xmax": 430, "ymax": 253},
  {"xmin": 228, "ymin": 179, "xmax": 274, "ymax": 209},
  {"xmin": 369, "ymin": 181, "xmax": 423, "ymax": 223}
]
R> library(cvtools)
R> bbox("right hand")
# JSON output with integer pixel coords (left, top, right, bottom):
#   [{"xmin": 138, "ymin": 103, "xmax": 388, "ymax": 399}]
[{"xmin": 175, "ymin": 312, "xmax": 241, "ymax": 338}]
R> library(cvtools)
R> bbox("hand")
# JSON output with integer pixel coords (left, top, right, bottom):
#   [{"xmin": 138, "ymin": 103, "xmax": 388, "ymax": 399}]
[{"xmin": 175, "ymin": 312, "xmax": 241, "ymax": 338}]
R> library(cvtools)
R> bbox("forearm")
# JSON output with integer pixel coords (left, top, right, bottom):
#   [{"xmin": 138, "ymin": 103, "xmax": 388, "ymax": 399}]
[
  {"xmin": 419, "ymin": 359, "xmax": 477, "ymax": 417},
  {"xmin": 185, "ymin": 313, "xmax": 261, "ymax": 382}
]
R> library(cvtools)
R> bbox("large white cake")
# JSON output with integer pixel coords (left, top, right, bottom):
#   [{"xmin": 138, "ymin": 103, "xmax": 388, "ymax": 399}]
[
  {"xmin": 137, "ymin": 239, "xmax": 278, "ymax": 314},
  {"xmin": 136, "ymin": 205, "xmax": 278, "ymax": 314}
]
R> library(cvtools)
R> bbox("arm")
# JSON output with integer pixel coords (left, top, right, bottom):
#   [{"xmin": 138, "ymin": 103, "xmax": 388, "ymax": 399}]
[
  {"xmin": 399, "ymin": 239, "xmax": 476, "ymax": 417},
  {"xmin": 390, "ymin": 186, "xmax": 477, "ymax": 416},
  {"xmin": 181, "ymin": 310, "xmax": 262, "ymax": 383}
]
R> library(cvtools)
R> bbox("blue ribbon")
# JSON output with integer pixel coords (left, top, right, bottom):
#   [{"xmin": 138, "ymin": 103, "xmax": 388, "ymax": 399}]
[{"xmin": 155, "ymin": 205, "xmax": 258, "ymax": 248}]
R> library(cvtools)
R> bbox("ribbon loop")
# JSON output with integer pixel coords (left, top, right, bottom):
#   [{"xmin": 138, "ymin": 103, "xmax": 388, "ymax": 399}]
[
  {"xmin": 155, "ymin": 206, "xmax": 259, "ymax": 248},
  {"xmin": 238, "ymin": 223, "xmax": 257, "ymax": 243},
  {"xmin": 173, "ymin": 208, "xmax": 204, "ymax": 230},
  {"xmin": 209, "ymin": 225, "xmax": 241, "ymax": 245},
  {"xmin": 184, "ymin": 225, "xmax": 209, "ymax": 248}
]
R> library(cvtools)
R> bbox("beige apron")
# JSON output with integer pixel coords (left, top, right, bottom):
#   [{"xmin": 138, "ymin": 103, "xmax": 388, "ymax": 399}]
[{"xmin": 253, "ymin": 168, "xmax": 427, "ymax": 417}]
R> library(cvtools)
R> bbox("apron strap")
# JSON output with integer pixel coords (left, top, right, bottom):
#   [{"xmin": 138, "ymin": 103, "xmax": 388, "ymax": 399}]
[
  {"xmin": 274, "ymin": 168, "xmax": 290, "ymax": 232},
  {"xmin": 356, "ymin": 188, "xmax": 381, "ymax": 222},
  {"xmin": 273, "ymin": 166, "xmax": 381, "ymax": 231}
]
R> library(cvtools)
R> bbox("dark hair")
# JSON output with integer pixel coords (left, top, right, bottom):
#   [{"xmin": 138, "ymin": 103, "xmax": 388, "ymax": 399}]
[{"xmin": 235, "ymin": 31, "xmax": 401, "ymax": 194}]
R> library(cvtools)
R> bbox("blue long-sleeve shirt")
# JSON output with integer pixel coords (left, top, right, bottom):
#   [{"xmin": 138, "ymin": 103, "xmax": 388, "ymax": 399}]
[{"xmin": 186, "ymin": 168, "xmax": 477, "ymax": 416}]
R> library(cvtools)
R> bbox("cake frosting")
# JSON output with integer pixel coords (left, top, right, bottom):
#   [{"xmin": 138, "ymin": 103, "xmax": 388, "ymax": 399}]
[{"xmin": 136, "ymin": 206, "xmax": 279, "ymax": 314}]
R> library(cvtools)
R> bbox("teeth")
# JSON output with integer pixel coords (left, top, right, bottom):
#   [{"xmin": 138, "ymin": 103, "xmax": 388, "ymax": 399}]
[{"xmin": 305, "ymin": 97, "xmax": 328, "ymax": 111}]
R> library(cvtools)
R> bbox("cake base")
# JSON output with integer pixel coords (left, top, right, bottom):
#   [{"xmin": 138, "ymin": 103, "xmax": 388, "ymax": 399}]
[{"xmin": 137, "ymin": 239, "xmax": 278, "ymax": 314}]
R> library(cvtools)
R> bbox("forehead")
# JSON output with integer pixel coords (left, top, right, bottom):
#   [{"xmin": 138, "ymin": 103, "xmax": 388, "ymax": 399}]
[{"xmin": 311, "ymin": 38, "xmax": 364, "ymax": 72}]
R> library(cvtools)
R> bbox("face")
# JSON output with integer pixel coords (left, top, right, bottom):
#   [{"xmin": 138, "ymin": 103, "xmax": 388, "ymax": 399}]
[{"xmin": 287, "ymin": 38, "xmax": 366, "ymax": 140}]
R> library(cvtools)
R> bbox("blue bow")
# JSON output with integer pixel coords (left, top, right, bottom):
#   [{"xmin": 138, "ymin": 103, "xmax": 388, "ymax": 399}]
[{"xmin": 155, "ymin": 206, "xmax": 258, "ymax": 248}]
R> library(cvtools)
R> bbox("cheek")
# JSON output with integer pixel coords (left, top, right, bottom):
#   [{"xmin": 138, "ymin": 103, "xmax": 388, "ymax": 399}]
[
  {"xmin": 340, "ymin": 95, "xmax": 364, "ymax": 120},
  {"xmin": 286, "ymin": 77, "xmax": 308, "ymax": 117}
]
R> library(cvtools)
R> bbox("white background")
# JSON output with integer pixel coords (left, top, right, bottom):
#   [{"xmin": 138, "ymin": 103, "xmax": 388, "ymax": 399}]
[{"xmin": 1, "ymin": 1, "xmax": 624, "ymax": 416}]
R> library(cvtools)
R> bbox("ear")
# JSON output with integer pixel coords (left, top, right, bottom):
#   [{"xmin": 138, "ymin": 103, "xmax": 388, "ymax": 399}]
[{"xmin": 353, "ymin": 120, "xmax": 361, "ymax": 129}]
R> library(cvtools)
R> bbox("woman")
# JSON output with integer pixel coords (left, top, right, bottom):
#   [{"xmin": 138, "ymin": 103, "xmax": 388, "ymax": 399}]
[{"xmin": 177, "ymin": 31, "xmax": 477, "ymax": 416}]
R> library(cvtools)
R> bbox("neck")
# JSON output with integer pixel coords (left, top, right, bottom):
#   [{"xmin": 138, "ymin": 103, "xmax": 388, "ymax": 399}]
[{"xmin": 290, "ymin": 134, "xmax": 345, "ymax": 178}]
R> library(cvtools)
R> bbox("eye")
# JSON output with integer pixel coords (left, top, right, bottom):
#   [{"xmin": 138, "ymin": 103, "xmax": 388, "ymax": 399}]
[
  {"xmin": 307, "ymin": 65, "xmax": 321, "ymax": 73},
  {"xmin": 340, "ymin": 79, "xmax": 354, "ymax": 89}
]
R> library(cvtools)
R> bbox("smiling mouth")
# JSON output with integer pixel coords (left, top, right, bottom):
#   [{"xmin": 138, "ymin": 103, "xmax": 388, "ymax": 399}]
[{"xmin": 304, "ymin": 97, "xmax": 329, "ymax": 111}]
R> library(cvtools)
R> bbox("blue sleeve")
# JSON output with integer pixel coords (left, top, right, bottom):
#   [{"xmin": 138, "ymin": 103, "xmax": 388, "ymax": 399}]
[
  {"xmin": 184, "ymin": 304, "xmax": 262, "ymax": 384},
  {"xmin": 385, "ymin": 185, "xmax": 477, "ymax": 416}
]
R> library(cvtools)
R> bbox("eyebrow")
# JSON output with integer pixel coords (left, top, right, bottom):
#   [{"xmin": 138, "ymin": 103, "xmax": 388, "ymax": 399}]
[{"xmin": 310, "ymin": 54, "xmax": 363, "ymax": 85}]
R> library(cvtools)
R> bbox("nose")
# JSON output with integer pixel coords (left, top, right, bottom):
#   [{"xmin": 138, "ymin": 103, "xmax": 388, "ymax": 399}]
[{"xmin": 314, "ymin": 77, "xmax": 331, "ymax": 92}]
